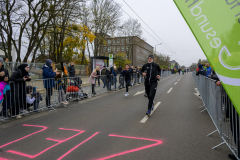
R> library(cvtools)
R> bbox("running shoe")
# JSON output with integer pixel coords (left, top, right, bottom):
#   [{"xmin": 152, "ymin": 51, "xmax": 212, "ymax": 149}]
[
  {"xmin": 146, "ymin": 110, "xmax": 151, "ymax": 116},
  {"xmin": 125, "ymin": 93, "xmax": 129, "ymax": 96}
]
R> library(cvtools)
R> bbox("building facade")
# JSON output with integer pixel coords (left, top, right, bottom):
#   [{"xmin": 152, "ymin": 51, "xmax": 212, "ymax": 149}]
[{"xmin": 98, "ymin": 36, "xmax": 154, "ymax": 67}]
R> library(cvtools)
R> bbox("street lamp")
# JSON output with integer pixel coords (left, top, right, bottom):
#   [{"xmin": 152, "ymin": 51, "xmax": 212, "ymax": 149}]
[{"xmin": 155, "ymin": 43, "xmax": 162, "ymax": 54}]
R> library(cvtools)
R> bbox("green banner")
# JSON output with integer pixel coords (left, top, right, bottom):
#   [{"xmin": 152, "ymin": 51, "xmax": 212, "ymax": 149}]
[{"xmin": 174, "ymin": 0, "xmax": 240, "ymax": 114}]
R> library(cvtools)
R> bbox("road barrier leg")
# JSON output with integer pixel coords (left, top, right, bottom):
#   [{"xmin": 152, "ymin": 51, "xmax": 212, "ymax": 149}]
[
  {"xmin": 199, "ymin": 105, "xmax": 205, "ymax": 109},
  {"xmin": 212, "ymin": 141, "xmax": 226, "ymax": 150},
  {"xmin": 207, "ymin": 130, "xmax": 218, "ymax": 136}
]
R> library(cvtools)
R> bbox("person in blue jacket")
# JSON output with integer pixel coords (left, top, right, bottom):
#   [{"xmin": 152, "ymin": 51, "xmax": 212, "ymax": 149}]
[
  {"xmin": 42, "ymin": 59, "xmax": 59, "ymax": 108},
  {"xmin": 205, "ymin": 63, "xmax": 212, "ymax": 78},
  {"xmin": 112, "ymin": 66, "xmax": 118, "ymax": 90}
]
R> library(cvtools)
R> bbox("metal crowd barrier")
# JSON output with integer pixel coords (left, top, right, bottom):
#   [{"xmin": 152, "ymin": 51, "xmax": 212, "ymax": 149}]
[
  {"xmin": 0, "ymin": 71, "xmax": 172, "ymax": 122},
  {"xmin": 193, "ymin": 72, "xmax": 240, "ymax": 160}
]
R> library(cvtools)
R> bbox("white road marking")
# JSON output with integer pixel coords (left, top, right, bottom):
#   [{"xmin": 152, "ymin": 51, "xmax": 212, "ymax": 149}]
[
  {"xmin": 140, "ymin": 102, "xmax": 161, "ymax": 123},
  {"xmin": 167, "ymin": 87, "xmax": 173, "ymax": 93},
  {"xmin": 134, "ymin": 90, "xmax": 145, "ymax": 96},
  {"xmin": 178, "ymin": 79, "xmax": 180, "ymax": 81},
  {"xmin": 174, "ymin": 82, "xmax": 177, "ymax": 85}
]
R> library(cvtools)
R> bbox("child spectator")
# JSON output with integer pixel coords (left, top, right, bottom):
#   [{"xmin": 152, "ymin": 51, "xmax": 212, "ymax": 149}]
[
  {"xmin": 26, "ymin": 86, "xmax": 42, "ymax": 112},
  {"xmin": 55, "ymin": 74, "xmax": 68, "ymax": 105}
]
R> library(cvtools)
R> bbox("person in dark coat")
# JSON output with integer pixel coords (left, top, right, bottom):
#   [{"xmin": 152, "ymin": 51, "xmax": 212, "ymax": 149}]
[
  {"xmin": 101, "ymin": 66, "xmax": 107, "ymax": 88},
  {"xmin": 42, "ymin": 59, "xmax": 58, "ymax": 108},
  {"xmin": 95, "ymin": 68, "xmax": 100, "ymax": 87},
  {"xmin": 68, "ymin": 62, "xmax": 75, "ymax": 77},
  {"xmin": 10, "ymin": 63, "xmax": 31, "ymax": 117},
  {"xmin": 106, "ymin": 67, "xmax": 112, "ymax": 90},
  {"xmin": 196, "ymin": 64, "xmax": 207, "ymax": 76},
  {"xmin": 0, "ymin": 58, "xmax": 11, "ymax": 118},
  {"xmin": 118, "ymin": 66, "xmax": 122, "ymax": 74}
]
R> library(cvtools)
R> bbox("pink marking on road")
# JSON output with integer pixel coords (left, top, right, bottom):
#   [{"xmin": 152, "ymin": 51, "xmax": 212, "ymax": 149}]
[
  {"xmin": 0, "ymin": 124, "xmax": 47, "ymax": 149},
  {"xmin": 96, "ymin": 134, "xmax": 163, "ymax": 160},
  {"xmin": 0, "ymin": 158, "xmax": 10, "ymax": 160},
  {"xmin": 7, "ymin": 128, "xmax": 85, "ymax": 158},
  {"xmin": 57, "ymin": 132, "xmax": 99, "ymax": 160}
]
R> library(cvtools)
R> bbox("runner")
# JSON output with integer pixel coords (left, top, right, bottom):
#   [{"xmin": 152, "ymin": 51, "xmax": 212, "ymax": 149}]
[
  {"xmin": 141, "ymin": 55, "xmax": 161, "ymax": 116},
  {"xmin": 122, "ymin": 64, "xmax": 132, "ymax": 96}
]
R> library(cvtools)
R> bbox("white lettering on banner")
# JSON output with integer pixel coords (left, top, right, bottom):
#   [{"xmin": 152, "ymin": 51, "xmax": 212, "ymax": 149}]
[
  {"xmin": 185, "ymin": 0, "xmax": 240, "ymax": 86},
  {"xmin": 186, "ymin": 0, "xmax": 240, "ymax": 71},
  {"xmin": 219, "ymin": 46, "xmax": 240, "ymax": 70},
  {"xmin": 187, "ymin": 0, "xmax": 222, "ymax": 49}
]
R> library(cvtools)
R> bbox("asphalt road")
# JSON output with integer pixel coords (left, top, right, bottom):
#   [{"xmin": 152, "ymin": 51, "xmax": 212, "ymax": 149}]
[{"xmin": 0, "ymin": 73, "xmax": 231, "ymax": 160}]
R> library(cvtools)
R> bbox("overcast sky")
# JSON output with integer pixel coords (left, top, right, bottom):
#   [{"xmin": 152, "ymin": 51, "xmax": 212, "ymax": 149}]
[{"xmin": 118, "ymin": 0, "xmax": 207, "ymax": 67}]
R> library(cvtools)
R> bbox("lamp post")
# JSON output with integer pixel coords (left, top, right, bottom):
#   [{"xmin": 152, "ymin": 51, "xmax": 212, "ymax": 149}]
[{"xmin": 155, "ymin": 43, "xmax": 162, "ymax": 54}]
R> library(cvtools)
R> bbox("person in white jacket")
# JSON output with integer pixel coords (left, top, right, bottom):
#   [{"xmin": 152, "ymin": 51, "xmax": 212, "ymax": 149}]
[{"xmin": 26, "ymin": 86, "xmax": 42, "ymax": 112}]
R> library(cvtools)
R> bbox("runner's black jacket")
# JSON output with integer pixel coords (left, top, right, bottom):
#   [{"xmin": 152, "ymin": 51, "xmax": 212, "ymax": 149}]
[
  {"xmin": 122, "ymin": 69, "xmax": 132, "ymax": 81},
  {"xmin": 141, "ymin": 62, "xmax": 161, "ymax": 83}
]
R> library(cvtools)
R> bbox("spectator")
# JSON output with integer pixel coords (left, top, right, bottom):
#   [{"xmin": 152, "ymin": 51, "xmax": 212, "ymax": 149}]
[
  {"xmin": 196, "ymin": 64, "xmax": 207, "ymax": 76},
  {"xmin": 131, "ymin": 66, "xmax": 136, "ymax": 86},
  {"xmin": 178, "ymin": 68, "xmax": 181, "ymax": 75},
  {"xmin": 89, "ymin": 66, "xmax": 99, "ymax": 95},
  {"xmin": 118, "ymin": 65, "xmax": 122, "ymax": 74},
  {"xmin": 205, "ymin": 63, "xmax": 212, "ymax": 77},
  {"xmin": 118, "ymin": 69, "xmax": 123, "ymax": 89},
  {"xmin": 3, "ymin": 57, "xmax": 9, "ymax": 70},
  {"xmin": 182, "ymin": 69, "xmax": 185, "ymax": 75},
  {"xmin": 95, "ymin": 67, "xmax": 100, "ymax": 87},
  {"xmin": 68, "ymin": 62, "xmax": 75, "ymax": 77},
  {"xmin": 56, "ymin": 62, "xmax": 68, "ymax": 93},
  {"xmin": 101, "ymin": 66, "xmax": 107, "ymax": 88},
  {"xmin": 112, "ymin": 66, "xmax": 118, "ymax": 91},
  {"xmin": 10, "ymin": 63, "xmax": 31, "ymax": 118},
  {"xmin": 55, "ymin": 74, "xmax": 68, "ymax": 105},
  {"xmin": 106, "ymin": 67, "xmax": 112, "ymax": 90},
  {"xmin": 0, "ymin": 58, "xmax": 10, "ymax": 118},
  {"xmin": 42, "ymin": 59, "xmax": 58, "ymax": 109},
  {"xmin": 26, "ymin": 86, "xmax": 42, "ymax": 112}
]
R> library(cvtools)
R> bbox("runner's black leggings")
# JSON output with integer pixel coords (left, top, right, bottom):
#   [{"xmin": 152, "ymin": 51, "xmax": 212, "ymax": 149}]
[
  {"xmin": 145, "ymin": 81, "xmax": 158, "ymax": 110},
  {"xmin": 125, "ymin": 80, "xmax": 130, "ymax": 92}
]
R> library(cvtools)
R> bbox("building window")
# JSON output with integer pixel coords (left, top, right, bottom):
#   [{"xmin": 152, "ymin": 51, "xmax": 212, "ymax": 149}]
[
  {"xmin": 122, "ymin": 39, "xmax": 125, "ymax": 44},
  {"xmin": 117, "ymin": 46, "xmax": 120, "ymax": 51},
  {"xmin": 122, "ymin": 46, "xmax": 125, "ymax": 51},
  {"xmin": 108, "ymin": 40, "xmax": 111, "ymax": 44},
  {"xmin": 113, "ymin": 40, "xmax": 115, "ymax": 43},
  {"xmin": 126, "ymin": 46, "xmax": 129, "ymax": 51},
  {"xmin": 126, "ymin": 38, "xmax": 129, "ymax": 43},
  {"xmin": 108, "ymin": 47, "xmax": 111, "ymax": 52},
  {"xmin": 113, "ymin": 47, "xmax": 115, "ymax": 52},
  {"xmin": 117, "ymin": 39, "xmax": 120, "ymax": 43}
]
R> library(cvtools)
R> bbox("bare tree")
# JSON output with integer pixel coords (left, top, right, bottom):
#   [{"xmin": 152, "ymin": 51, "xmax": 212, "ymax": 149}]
[
  {"xmin": 117, "ymin": 18, "xmax": 146, "ymax": 65},
  {"xmin": 0, "ymin": 0, "xmax": 71, "ymax": 62},
  {"xmin": 89, "ymin": 0, "xmax": 122, "ymax": 57}
]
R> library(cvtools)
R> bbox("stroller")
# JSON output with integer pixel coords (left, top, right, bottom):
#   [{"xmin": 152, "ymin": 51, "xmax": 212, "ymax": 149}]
[{"xmin": 66, "ymin": 77, "xmax": 88, "ymax": 101}]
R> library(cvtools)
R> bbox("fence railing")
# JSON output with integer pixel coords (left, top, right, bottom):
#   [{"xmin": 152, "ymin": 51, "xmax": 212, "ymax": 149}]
[{"xmin": 193, "ymin": 72, "xmax": 240, "ymax": 160}]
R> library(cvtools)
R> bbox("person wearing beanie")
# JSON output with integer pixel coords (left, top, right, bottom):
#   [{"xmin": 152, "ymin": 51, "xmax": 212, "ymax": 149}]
[
  {"xmin": 141, "ymin": 55, "xmax": 161, "ymax": 116},
  {"xmin": 196, "ymin": 63, "xmax": 207, "ymax": 77},
  {"xmin": 0, "ymin": 57, "xmax": 11, "ymax": 118},
  {"xmin": 10, "ymin": 63, "xmax": 31, "ymax": 118},
  {"xmin": 42, "ymin": 59, "xmax": 58, "ymax": 108}
]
